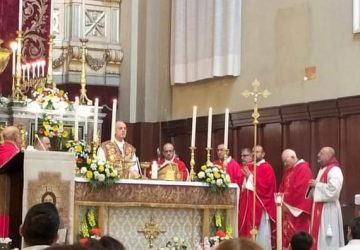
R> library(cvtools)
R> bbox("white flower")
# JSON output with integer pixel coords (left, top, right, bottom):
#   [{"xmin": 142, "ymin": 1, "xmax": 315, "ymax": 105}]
[
  {"xmin": 213, "ymin": 167, "xmax": 219, "ymax": 172},
  {"xmin": 216, "ymin": 179, "xmax": 223, "ymax": 186},
  {"xmin": 80, "ymin": 167, "xmax": 87, "ymax": 174},
  {"xmin": 90, "ymin": 163, "xmax": 97, "ymax": 170},
  {"xmin": 97, "ymin": 174, "xmax": 106, "ymax": 182},
  {"xmin": 197, "ymin": 171, "xmax": 205, "ymax": 178}
]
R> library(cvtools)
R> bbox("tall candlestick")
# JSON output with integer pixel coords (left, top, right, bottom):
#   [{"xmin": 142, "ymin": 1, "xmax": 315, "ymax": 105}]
[
  {"xmin": 191, "ymin": 106, "xmax": 197, "ymax": 147},
  {"xmin": 18, "ymin": 0, "xmax": 23, "ymax": 31},
  {"xmin": 224, "ymin": 108, "xmax": 229, "ymax": 149},
  {"xmin": 111, "ymin": 99, "xmax": 117, "ymax": 142},
  {"xmin": 207, "ymin": 107, "xmax": 213, "ymax": 148},
  {"xmin": 74, "ymin": 97, "xmax": 79, "ymax": 141},
  {"xmin": 93, "ymin": 98, "xmax": 99, "ymax": 142},
  {"xmin": 10, "ymin": 42, "xmax": 17, "ymax": 76}
]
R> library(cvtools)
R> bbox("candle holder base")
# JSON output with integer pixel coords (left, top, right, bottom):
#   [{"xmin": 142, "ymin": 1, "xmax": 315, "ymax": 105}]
[{"xmin": 189, "ymin": 146, "xmax": 196, "ymax": 181}]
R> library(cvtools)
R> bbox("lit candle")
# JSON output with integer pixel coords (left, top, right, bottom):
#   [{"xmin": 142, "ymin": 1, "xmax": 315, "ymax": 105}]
[
  {"xmin": 93, "ymin": 98, "xmax": 99, "ymax": 142},
  {"xmin": 50, "ymin": 0, "xmax": 53, "ymax": 34},
  {"xmin": 32, "ymin": 62, "xmax": 36, "ymax": 78},
  {"xmin": 191, "ymin": 106, "xmax": 197, "ymax": 147},
  {"xmin": 74, "ymin": 97, "xmax": 79, "ymax": 141},
  {"xmin": 41, "ymin": 60, "xmax": 45, "ymax": 77},
  {"xmin": 36, "ymin": 61, "xmax": 41, "ymax": 78},
  {"xmin": 18, "ymin": 0, "xmax": 23, "ymax": 31},
  {"xmin": 224, "ymin": 108, "xmax": 229, "ymax": 149},
  {"xmin": 207, "ymin": 107, "xmax": 213, "ymax": 148},
  {"xmin": 10, "ymin": 42, "xmax": 17, "ymax": 76},
  {"xmin": 110, "ymin": 99, "xmax": 117, "ymax": 142},
  {"xmin": 26, "ymin": 63, "xmax": 30, "ymax": 81},
  {"xmin": 82, "ymin": 0, "xmax": 86, "ymax": 37}
]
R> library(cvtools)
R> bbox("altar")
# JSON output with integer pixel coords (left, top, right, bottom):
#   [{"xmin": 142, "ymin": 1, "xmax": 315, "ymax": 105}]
[{"xmin": 74, "ymin": 179, "xmax": 239, "ymax": 250}]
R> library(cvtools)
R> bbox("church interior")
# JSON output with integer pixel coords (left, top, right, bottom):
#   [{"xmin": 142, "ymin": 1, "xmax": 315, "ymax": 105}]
[{"xmin": 1, "ymin": 0, "xmax": 360, "ymax": 249}]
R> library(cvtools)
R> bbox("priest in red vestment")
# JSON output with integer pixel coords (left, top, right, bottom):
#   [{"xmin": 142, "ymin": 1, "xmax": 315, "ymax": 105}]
[
  {"xmin": 0, "ymin": 126, "xmax": 22, "ymax": 238},
  {"xmin": 153, "ymin": 143, "xmax": 188, "ymax": 181},
  {"xmin": 239, "ymin": 145, "xmax": 276, "ymax": 250},
  {"xmin": 279, "ymin": 149, "xmax": 313, "ymax": 249},
  {"xmin": 213, "ymin": 144, "xmax": 244, "ymax": 187}
]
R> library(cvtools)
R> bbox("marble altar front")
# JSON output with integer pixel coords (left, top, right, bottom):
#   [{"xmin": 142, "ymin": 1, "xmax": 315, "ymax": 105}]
[{"xmin": 74, "ymin": 179, "xmax": 239, "ymax": 250}]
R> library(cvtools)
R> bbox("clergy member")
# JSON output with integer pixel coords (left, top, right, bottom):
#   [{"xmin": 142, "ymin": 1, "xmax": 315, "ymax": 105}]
[
  {"xmin": 308, "ymin": 146, "xmax": 344, "ymax": 250},
  {"xmin": 239, "ymin": 145, "xmax": 276, "ymax": 250},
  {"xmin": 0, "ymin": 126, "xmax": 22, "ymax": 168},
  {"xmin": 279, "ymin": 149, "xmax": 313, "ymax": 249},
  {"xmin": 213, "ymin": 143, "xmax": 244, "ymax": 187},
  {"xmin": 34, "ymin": 136, "xmax": 52, "ymax": 151},
  {"xmin": 155, "ymin": 143, "xmax": 188, "ymax": 181},
  {"xmin": 97, "ymin": 121, "xmax": 140, "ymax": 179}
]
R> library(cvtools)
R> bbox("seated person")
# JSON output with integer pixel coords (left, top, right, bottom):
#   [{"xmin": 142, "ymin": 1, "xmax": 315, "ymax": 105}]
[
  {"xmin": 34, "ymin": 135, "xmax": 52, "ymax": 151},
  {"xmin": 20, "ymin": 202, "xmax": 60, "ymax": 249},
  {"xmin": 153, "ymin": 143, "xmax": 188, "ymax": 181},
  {"xmin": 290, "ymin": 231, "xmax": 313, "ymax": 250}
]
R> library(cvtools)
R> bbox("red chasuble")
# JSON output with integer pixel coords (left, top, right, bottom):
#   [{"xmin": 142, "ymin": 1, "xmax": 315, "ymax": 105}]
[
  {"xmin": 157, "ymin": 158, "xmax": 189, "ymax": 181},
  {"xmin": 279, "ymin": 160, "xmax": 313, "ymax": 248},
  {"xmin": 239, "ymin": 160, "xmax": 276, "ymax": 240},
  {"xmin": 0, "ymin": 141, "xmax": 20, "ymax": 168},
  {"xmin": 213, "ymin": 158, "xmax": 244, "ymax": 187}
]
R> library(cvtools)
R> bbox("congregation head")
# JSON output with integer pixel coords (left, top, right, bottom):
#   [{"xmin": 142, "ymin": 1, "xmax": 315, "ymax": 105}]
[
  {"xmin": 2, "ymin": 125, "xmax": 22, "ymax": 148},
  {"xmin": 20, "ymin": 202, "xmax": 60, "ymax": 246},
  {"xmin": 290, "ymin": 231, "xmax": 313, "ymax": 250},
  {"xmin": 215, "ymin": 237, "xmax": 263, "ymax": 250},
  {"xmin": 347, "ymin": 216, "xmax": 360, "ymax": 240},
  {"xmin": 99, "ymin": 236, "xmax": 126, "ymax": 250},
  {"xmin": 281, "ymin": 149, "xmax": 298, "ymax": 168},
  {"xmin": 317, "ymin": 146, "xmax": 336, "ymax": 167},
  {"xmin": 115, "ymin": 121, "xmax": 127, "ymax": 141}
]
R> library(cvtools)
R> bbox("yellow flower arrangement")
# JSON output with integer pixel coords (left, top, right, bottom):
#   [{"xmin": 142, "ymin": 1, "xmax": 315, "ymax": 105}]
[{"xmin": 197, "ymin": 163, "xmax": 231, "ymax": 192}]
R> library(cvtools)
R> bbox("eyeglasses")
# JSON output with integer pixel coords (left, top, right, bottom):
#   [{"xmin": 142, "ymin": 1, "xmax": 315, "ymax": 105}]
[{"xmin": 241, "ymin": 154, "xmax": 250, "ymax": 157}]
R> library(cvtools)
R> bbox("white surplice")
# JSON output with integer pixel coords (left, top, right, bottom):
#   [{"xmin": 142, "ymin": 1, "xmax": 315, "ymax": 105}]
[{"xmin": 310, "ymin": 166, "xmax": 345, "ymax": 250}]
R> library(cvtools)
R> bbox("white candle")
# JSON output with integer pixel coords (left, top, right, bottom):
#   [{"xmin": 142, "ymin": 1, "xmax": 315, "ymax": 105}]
[
  {"xmin": 151, "ymin": 161, "xmax": 158, "ymax": 179},
  {"xmin": 74, "ymin": 97, "xmax": 79, "ymax": 141},
  {"xmin": 84, "ymin": 115, "xmax": 88, "ymax": 140},
  {"xmin": 111, "ymin": 99, "xmax": 117, "ymax": 142},
  {"xmin": 34, "ymin": 113, "xmax": 38, "ymax": 135},
  {"xmin": 10, "ymin": 42, "xmax": 17, "ymax": 76},
  {"xmin": 18, "ymin": 0, "xmax": 23, "ymax": 31},
  {"xmin": 32, "ymin": 62, "xmax": 36, "ymax": 78},
  {"xmin": 191, "ymin": 106, "xmax": 197, "ymax": 147},
  {"xmin": 224, "ymin": 108, "xmax": 229, "ymax": 149},
  {"xmin": 41, "ymin": 60, "xmax": 45, "ymax": 77},
  {"xmin": 93, "ymin": 98, "xmax": 99, "ymax": 142},
  {"xmin": 36, "ymin": 61, "xmax": 41, "ymax": 78},
  {"xmin": 26, "ymin": 63, "xmax": 30, "ymax": 81},
  {"xmin": 207, "ymin": 107, "xmax": 213, "ymax": 148},
  {"xmin": 50, "ymin": 0, "xmax": 53, "ymax": 34},
  {"xmin": 82, "ymin": 0, "xmax": 86, "ymax": 37}
]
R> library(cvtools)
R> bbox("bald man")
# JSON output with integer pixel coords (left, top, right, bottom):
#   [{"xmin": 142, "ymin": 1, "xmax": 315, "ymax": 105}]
[
  {"xmin": 307, "ymin": 147, "xmax": 344, "ymax": 250},
  {"xmin": 0, "ymin": 126, "xmax": 22, "ymax": 168},
  {"xmin": 278, "ymin": 149, "xmax": 313, "ymax": 248},
  {"xmin": 97, "ymin": 121, "xmax": 140, "ymax": 179}
]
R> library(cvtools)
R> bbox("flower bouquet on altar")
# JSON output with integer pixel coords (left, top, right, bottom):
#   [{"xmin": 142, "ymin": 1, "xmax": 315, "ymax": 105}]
[
  {"xmin": 79, "ymin": 209, "xmax": 101, "ymax": 244},
  {"xmin": 196, "ymin": 163, "xmax": 231, "ymax": 192},
  {"xmin": 30, "ymin": 85, "xmax": 70, "ymax": 110},
  {"xmin": 160, "ymin": 236, "xmax": 187, "ymax": 250},
  {"xmin": 79, "ymin": 157, "xmax": 118, "ymax": 188},
  {"xmin": 65, "ymin": 140, "xmax": 92, "ymax": 168},
  {"xmin": 38, "ymin": 114, "xmax": 69, "ymax": 150}
]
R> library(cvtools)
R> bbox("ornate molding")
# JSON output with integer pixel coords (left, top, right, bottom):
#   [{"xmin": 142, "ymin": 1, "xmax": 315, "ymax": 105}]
[
  {"xmin": 53, "ymin": 47, "xmax": 73, "ymax": 69},
  {"xmin": 85, "ymin": 52, "xmax": 108, "ymax": 71}
]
